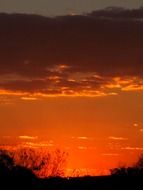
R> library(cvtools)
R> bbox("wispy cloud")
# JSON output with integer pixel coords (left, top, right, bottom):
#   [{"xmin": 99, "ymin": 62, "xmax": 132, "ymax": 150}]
[
  {"xmin": 133, "ymin": 123, "xmax": 139, "ymax": 127},
  {"xmin": 108, "ymin": 136, "xmax": 128, "ymax": 141},
  {"xmin": 0, "ymin": 141, "xmax": 54, "ymax": 150},
  {"xmin": 121, "ymin": 146, "xmax": 143, "ymax": 150},
  {"xmin": 102, "ymin": 153, "xmax": 119, "ymax": 156},
  {"xmin": 21, "ymin": 97, "xmax": 38, "ymax": 101},
  {"xmin": 19, "ymin": 136, "xmax": 38, "ymax": 140},
  {"xmin": 22, "ymin": 142, "xmax": 54, "ymax": 148},
  {"xmin": 72, "ymin": 136, "xmax": 92, "ymax": 140},
  {"xmin": 77, "ymin": 137, "xmax": 89, "ymax": 140},
  {"xmin": 78, "ymin": 146, "xmax": 88, "ymax": 150},
  {"xmin": 77, "ymin": 146, "xmax": 96, "ymax": 150}
]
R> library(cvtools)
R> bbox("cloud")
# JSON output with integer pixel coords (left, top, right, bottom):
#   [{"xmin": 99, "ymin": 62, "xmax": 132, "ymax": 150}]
[
  {"xmin": 121, "ymin": 146, "xmax": 143, "ymax": 150},
  {"xmin": 88, "ymin": 7, "xmax": 143, "ymax": 19},
  {"xmin": 72, "ymin": 136, "xmax": 91, "ymax": 140},
  {"xmin": 21, "ymin": 97, "xmax": 38, "ymax": 100},
  {"xmin": 139, "ymin": 129, "xmax": 143, "ymax": 132},
  {"xmin": 19, "ymin": 136, "xmax": 38, "ymax": 140},
  {"xmin": 77, "ymin": 146, "xmax": 96, "ymax": 150},
  {"xmin": 134, "ymin": 123, "xmax": 139, "ymax": 127},
  {"xmin": 108, "ymin": 136, "xmax": 128, "ymax": 141},
  {"xmin": 23, "ymin": 142, "xmax": 54, "ymax": 148},
  {"xmin": 78, "ymin": 146, "xmax": 87, "ymax": 150},
  {"xmin": 0, "ymin": 140, "xmax": 54, "ymax": 149},
  {"xmin": 0, "ymin": 8, "xmax": 143, "ymax": 97},
  {"xmin": 77, "ymin": 137, "xmax": 89, "ymax": 140},
  {"xmin": 102, "ymin": 153, "xmax": 119, "ymax": 156}
]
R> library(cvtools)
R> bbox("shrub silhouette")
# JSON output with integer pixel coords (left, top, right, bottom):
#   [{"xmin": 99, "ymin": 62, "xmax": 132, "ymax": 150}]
[
  {"xmin": 12, "ymin": 165, "xmax": 36, "ymax": 179},
  {"xmin": 0, "ymin": 149, "xmax": 36, "ymax": 179},
  {"xmin": 1, "ymin": 149, "xmax": 143, "ymax": 190},
  {"xmin": 49, "ymin": 149, "xmax": 68, "ymax": 177},
  {"xmin": 110, "ymin": 154, "xmax": 143, "ymax": 177},
  {"xmin": 110, "ymin": 166, "xmax": 127, "ymax": 176},
  {"xmin": 134, "ymin": 153, "xmax": 143, "ymax": 169},
  {"xmin": 0, "ymin": 148, "xmax": 68, "ymax": 178},
  {"xmin": 0, "ymin": 150, "xmax": 14, "ymax": 177}
]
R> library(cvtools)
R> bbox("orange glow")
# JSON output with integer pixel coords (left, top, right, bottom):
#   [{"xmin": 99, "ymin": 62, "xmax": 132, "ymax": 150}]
[{"xmin": 1, "ymin": 90, "xmax": 143, "ymax": 176}]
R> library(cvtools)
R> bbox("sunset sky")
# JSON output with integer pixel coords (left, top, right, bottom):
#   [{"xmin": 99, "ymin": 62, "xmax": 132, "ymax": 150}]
[{"xmin": 0, "ymin": 1, "xmax": 143, "ymax": 176}]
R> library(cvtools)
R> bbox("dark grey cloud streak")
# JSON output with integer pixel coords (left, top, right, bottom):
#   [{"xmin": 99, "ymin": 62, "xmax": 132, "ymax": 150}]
[{"xmin": 0, "ymin": 7, "xmax": 143, "ymax": 96}]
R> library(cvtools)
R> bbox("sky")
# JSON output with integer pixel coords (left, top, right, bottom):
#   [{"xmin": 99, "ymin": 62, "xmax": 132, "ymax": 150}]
[
  {"xmin": 0, "ymin": 2, "xmax": 143, "ymax": 176},
  {"xmin": 0, "ymin": 0, "xmax": 142, "ymax": 16}
]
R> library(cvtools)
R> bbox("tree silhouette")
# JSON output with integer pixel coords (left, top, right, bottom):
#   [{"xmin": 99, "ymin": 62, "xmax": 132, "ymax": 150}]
[
  {"xmin": 134, "ymin": 154, "xmax": 143, "ymax": 170},
  {"xmin": 0, "ymin": 150, "xmax": 14, "ymax": 177},
  {"xmin": 11, "ymin": 148, "xmax": 68, "ymax": 177},
  {"xmin": 49, "ymin": 149, "xmax": 68, "ymax": 177},
  {"xmin": 110, "ymin": 153, "xmax": 143, "ymax": 176},
  {"xmin": 0, "ymin": 149, "xmax": 36, "ymax": 179}
]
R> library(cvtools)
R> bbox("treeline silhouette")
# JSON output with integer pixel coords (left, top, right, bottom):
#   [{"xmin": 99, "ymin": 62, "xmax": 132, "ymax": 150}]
[
  {"xmin": 0, "ymin": 148, "xmax": 143, "ymax": 190},
  {"xmin": 0, "ymin": 148, "xmax": 67, "ymax": 189},
  {"xmin": 0, "ymin": 149, "xmax": 36, "ymax": 189}
]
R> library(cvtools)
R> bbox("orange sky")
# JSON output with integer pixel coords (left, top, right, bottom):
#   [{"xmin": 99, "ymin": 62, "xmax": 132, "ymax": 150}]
[
  {"xmin": 0, "ymin": 9, "xmax": 143, "ymax": 176},
  {"xmin": 1, "ymin": 91, "xmax": 143, "ymax": 175}
]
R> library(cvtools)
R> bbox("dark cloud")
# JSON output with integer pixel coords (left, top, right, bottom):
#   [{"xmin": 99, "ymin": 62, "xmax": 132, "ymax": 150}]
[
  {"xmin": 0, "ymin": 8, "xmax": 143, "ymax": 96},
  {"xmin": 88, "ymin": 7, "xmax": 143, "ymax": 19}
]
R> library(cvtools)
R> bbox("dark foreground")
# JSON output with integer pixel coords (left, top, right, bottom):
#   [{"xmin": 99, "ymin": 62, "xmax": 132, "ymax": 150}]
[
  {"xmin": 1, "ymin": 175, "xmax": 143, "ymax": 190},
  {"xmin": 1, "ymin": 149, "xmax": 143, "ymax": 190}
]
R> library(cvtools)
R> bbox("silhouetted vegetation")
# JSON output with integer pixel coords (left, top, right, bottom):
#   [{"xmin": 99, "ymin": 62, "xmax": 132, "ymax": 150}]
[
  {"xmin": 110, "ymin": 154, "xmax": 143, "ymax": 177},
  {"xmin": 0, "ymin": 149, "xmax": 37, "ymax": 189},
  {"xmin": 0, "ymin": 149, "xmax": 143, "ymax": 190},
  {"xmin": 12, "ymin": 148, "xmax": 67, "ymax": 177}
]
